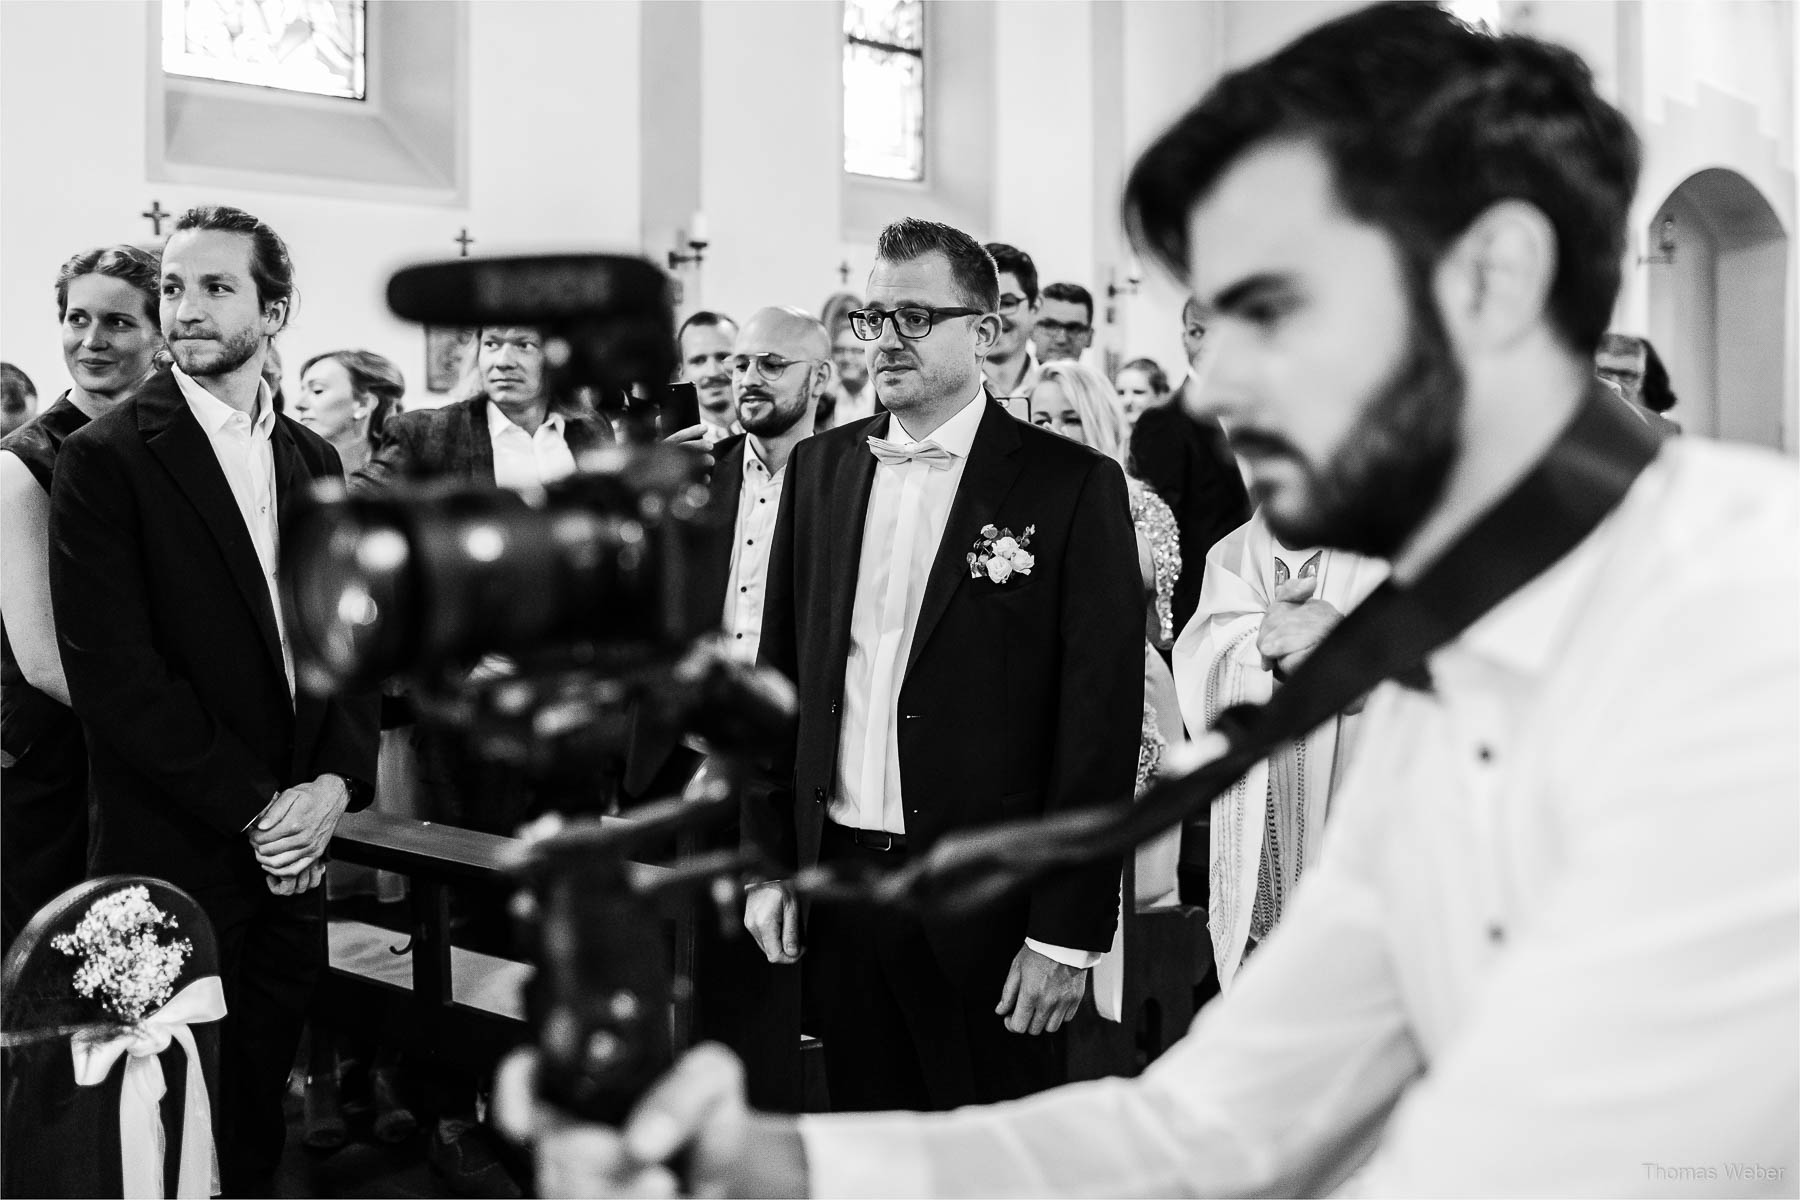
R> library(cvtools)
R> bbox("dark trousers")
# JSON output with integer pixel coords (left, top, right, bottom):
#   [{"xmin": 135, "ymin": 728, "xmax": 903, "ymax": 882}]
[
  {"xmin": 806, "ymin": 823, "xmax": 1063, "ymax": 1112},
  {"xmin": 196, "ymin": 882, "xmax": 325, "ymax": 1197}
]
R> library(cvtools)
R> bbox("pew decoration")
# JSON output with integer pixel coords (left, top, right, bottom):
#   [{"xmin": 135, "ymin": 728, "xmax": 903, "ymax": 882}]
[{"xmin": 2, "ymin": 877, "xmax": 225, "ymax": 1200}]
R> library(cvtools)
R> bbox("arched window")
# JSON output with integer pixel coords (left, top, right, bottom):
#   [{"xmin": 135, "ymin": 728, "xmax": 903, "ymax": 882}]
[{"xmin": 844, "ymin": 0, "xmax": 925, "ymax": 182}]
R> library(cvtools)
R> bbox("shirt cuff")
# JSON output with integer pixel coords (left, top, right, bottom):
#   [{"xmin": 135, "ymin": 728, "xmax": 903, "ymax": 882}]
[
  {"xmin": 1025, "ymin": 938, "xmax": 1104, "ymax": 970},
  {"xmin": 800, "ymin": 1113, "xmax": 934, "ymax": 1198}
]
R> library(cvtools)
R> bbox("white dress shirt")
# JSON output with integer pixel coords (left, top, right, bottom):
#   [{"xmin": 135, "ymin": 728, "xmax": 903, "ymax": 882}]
[
  {"xmin": 831, "ymin": 389, "xmax": 986, "ymax": 837},
  {"xmin": 173, "ymin": 367, "xmax": 292, "ymax": 698},
  {"xmin": 802, "ymin": 438, "xmax": 1800, "ymax": 1197},
  {"xmin": 721, "ymin": 438, "xmax": 785, "ymax": 665},
  {"xmin": 488, "ymin": 402, "xmax": 576, "ymax": 492}
]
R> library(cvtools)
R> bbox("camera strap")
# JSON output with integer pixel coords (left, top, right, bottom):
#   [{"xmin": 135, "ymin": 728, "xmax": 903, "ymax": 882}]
[{"xmin": 877, "ymin": 384, "xmax": 1665, "ymax": 910}]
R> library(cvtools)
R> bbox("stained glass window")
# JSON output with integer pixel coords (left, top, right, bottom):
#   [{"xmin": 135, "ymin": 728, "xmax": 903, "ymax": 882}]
[
  {"xmin": 163, "ymin": 0, "xmax": 367, "ymax": 101},
  {"xmin": 844, "ymin": 0, "xmax": 925, "ymax": 182}
]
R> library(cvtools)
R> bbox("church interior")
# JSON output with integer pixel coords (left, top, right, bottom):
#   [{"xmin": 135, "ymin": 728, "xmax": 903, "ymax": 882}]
[{"xmin": 0, "ymin": 2, "xmax": 1796, "ymax": 1198}]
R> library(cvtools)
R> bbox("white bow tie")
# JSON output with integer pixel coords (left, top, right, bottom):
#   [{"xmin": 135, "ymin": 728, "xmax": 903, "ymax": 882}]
[{"xmin": 867, "ymin": 435, "xmax": 955, "ymax": 470}]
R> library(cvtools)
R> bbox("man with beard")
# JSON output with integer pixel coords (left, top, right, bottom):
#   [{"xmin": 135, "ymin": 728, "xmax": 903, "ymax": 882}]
[
  {"xmin": 49, "ymin": 205, "xmax": 378, "ymax": 1196},
  {"xmin": 497, "ymin": 6, "xmax": 1796, "ymax": 1195},
  {"xmin": 680, "ymin": 310, "xmax": 742, "ymax": 446},
  {"xmin": 624, "ymin": 306, "xmax": 828, "ymax": 1111}
]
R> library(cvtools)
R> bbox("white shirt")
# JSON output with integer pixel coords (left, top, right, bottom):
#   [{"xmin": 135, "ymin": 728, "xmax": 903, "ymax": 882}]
[
  {"xmin": 488, "ymin": 402, "xmax": 576, "ymax": 492},
  {"xmin": 721, "ymin": 438, "xmax": 785, "ymax": 665},
  {"xmin": 803, "ymin": 438, "xmax": 1800, "ymax": 1197},
  {"xmin": 173, "ymin": 367, "xmax": 292, "ymax": 698},
  {"xmin": 831, "ymin": 389, "xmax": 986, "ymax": 837}
]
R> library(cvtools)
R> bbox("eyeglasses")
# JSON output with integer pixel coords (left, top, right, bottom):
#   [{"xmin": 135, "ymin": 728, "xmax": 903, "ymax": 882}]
[
  {"xmin": 728, "ymin": 353, "xmax": 823, "ymax": 382},
  {"xmin": 996, "ymin": 293, "xmax": 1030, "ymax": 315},
  {"xmin": 1035, "ymin": 319, "xmax": 1091, "ymax": 337},
  {"xmin": 849, "ymin": 306, "xmax": 984, "ymax": 341}
]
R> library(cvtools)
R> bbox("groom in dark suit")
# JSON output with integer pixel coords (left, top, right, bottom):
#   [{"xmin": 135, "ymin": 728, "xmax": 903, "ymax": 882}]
[
  {"xmin": 744, "ymin": 219, "xmax": 1144, "ymax": 1111},
  {"xmin": 50, "ymin": 205, "xmax": 378, "ymax": 1195}
]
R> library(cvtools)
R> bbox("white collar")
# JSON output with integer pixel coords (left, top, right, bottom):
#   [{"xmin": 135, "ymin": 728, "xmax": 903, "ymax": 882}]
[
  {"xmin": 889, "ymin": 385, "xmax": 986, "ymax": 457},
  {"xmin": 173, "ymin": 366, "xmax": 274, "ymax": 437},
  {"xmin": 487, "ymin": 399, "xmax": 562, "ymax": 439}
]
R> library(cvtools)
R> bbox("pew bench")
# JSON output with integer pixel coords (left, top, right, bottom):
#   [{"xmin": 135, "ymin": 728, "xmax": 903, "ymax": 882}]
[{"xmin": 317, "ymin": 810, "xmax": 689, "ymax": 1080}]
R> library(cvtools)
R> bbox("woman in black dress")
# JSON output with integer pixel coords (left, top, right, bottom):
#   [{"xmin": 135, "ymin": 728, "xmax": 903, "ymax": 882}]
[{"xmin": 0, "ymin": 245, "xmax": 163, "ymax": 948}]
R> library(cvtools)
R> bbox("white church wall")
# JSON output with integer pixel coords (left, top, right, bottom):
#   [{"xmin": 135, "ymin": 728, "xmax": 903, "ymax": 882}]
[{"xmin": 1, "ymin": 0, "xmax": 642, "ymax": 411}]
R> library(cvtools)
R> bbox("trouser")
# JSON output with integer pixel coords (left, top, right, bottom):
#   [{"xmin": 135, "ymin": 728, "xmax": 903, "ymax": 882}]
[
  {"xmin": 805, "ymin": 822, "xmax": 1063, "ymax": 1113},
  {"xmin": 195, "ymin": 882, "xmax": 325, "ymax": 1198}
]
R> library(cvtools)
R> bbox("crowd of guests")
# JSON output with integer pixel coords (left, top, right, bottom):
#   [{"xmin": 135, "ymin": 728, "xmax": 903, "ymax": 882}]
[{"xmin": 0, "ymin": 66, "xmax": 1737, "ymax": 1193}]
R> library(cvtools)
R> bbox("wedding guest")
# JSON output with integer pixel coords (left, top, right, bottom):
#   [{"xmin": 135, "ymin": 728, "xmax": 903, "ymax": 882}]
[
  {"xmin": 294, "ymin": 349, "xmax": 404, "ymax": 475},
  {"xmin": 678, "ymin": 310, "xmax": 742, "ymax": 446},
  {"xmin": 1, "ymin": 361, "xmax": 36, "ymax": 437},
  {"xmin": 1029, "ymin": 361, "xmax": 1181, "ymax": 651},
  {"xmin": 1030, "ymin": 282, "xmax": 1095, "ymax": 364},
  {"xmin": 292, "ymin": 347, "xmax": 414, "ymax": 1149},
  {"xmin": 1129, "ymin": 298, "xmax": 1250, "ymax": 632},
  {"xmin": 743, "ymin": 218, "xmax": 1143, "ymax": 1112},
  {"xmin": 1112, "ymin": 356, "xmax": 1169, "ymax": 429},
  {"xmin": 980, "ymin": 242, "xmax": 1041, "ymax": 412},
  {"xmin": 817, "ymin": 291, "xmax": 878, "ymax": 431},
  {"xmin": 1, "ymin": 245, "xmax": 161, "ymax": 950},
  {"xmin": 50, "ymin": 206, "xmax": 378, "ymax": 1197},
  {"xmin": 351, "ymin": 324, "xmax": 611, "ymax": 1196}
]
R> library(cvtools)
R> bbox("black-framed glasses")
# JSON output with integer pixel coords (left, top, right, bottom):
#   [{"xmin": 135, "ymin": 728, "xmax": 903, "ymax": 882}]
[
  {"xmin": 728, "ymin": 353, "xmax": 823, "ymax": 382},
  {"xmin": 849, "ymin": 306, "xmax": 985, "ymax": 341},
  {"xmin": 1035, "ymin": 319, "xmax": 1092, "ymax": 337},
  {"xmin": 996, "ymin": 293, "xmax": 1030, "ymax": 315}
]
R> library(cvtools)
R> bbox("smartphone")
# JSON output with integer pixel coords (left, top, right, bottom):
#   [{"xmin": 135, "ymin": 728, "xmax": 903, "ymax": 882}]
[
  {"xmin": 658, "ymin": 381, "xmax": 701, "ymax": 438},
  {"xmin": 999, "ymin": 395, "xmax": 1032, "ymax": 424}
]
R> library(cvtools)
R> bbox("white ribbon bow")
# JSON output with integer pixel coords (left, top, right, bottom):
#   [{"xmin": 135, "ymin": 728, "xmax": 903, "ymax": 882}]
[{"xmin": 71, "ymin": 976, "xmax": 227, "ymax": 1200}]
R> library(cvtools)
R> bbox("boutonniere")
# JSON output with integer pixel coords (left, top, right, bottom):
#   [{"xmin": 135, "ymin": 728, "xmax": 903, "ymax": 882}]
[{"xmin": 967, "ymin": 523, "xmax": 1036, "ymax": 584}]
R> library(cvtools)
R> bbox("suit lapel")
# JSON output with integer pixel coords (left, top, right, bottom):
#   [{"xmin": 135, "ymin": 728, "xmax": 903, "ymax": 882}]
[
  {"xmin": 139, "ymin": 371, "xmax": 287, "ymax": 678},
  {"xmin": 825, "ymin": 415, "xmax": 884, "ymax": 673},
  {"xmin": 470, "ymin": 399, "xmax": 497, "ymax": 484},
  {"xmin": 905, "ymin": 398, "xmax": 1024, "ymax": 676},
  {"xmin": 274, "ymin": 418, "xmax": 324, "ymax": 751},
  {"xmin": 697, "ymin": 437, "xmax": 747, "ymax": 612}
]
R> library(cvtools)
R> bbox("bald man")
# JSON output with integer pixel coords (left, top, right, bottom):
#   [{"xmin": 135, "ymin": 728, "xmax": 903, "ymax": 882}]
[{"xmin": 623, "ymin": 306, "xmax": 830, "ymax": 1110}]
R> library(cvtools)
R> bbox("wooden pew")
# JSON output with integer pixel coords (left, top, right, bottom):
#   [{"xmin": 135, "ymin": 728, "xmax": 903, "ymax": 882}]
[{"xmin": 316, "ymin": 810, "xmax": 690, "ymax": 1080}]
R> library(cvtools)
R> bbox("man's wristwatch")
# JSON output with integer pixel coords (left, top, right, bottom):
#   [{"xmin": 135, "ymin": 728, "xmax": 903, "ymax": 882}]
[{"xmin": 336, "ymin": 774, "xmax": 374, "ymax": 809}]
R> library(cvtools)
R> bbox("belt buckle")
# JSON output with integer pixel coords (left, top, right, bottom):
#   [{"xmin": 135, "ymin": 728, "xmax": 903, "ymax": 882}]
[{"xmin": 853, "ymin": 829, "xmax": 896, "ymax": 851}]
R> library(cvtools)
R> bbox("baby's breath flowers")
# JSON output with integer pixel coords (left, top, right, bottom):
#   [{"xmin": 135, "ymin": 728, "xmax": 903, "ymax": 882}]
[{"xmin": 52, "ymin": 886, "xmax": 192, "ymax": 1026}]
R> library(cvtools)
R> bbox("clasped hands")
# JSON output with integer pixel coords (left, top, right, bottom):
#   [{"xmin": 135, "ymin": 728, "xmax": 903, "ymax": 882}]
[{"xmin": 248, "ymin": 773, "xmax": 351, "ymax": 895}]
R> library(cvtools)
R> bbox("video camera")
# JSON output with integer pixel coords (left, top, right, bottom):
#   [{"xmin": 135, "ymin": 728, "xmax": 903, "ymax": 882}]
[{"xmin": 280, "ymin": 253, "xmax": 796, "ymax": 1123}]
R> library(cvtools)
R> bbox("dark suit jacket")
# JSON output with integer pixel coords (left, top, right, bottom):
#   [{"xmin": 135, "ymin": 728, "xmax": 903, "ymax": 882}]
[
  {"xmin": 746, "ymin": 398, "xmax": 1143, "ymax": 976},
  {"xmin": 621, "ymin": 434, "xmax": 747, "ymax": 800},
  {"xmin": 1129, "ymin": 393, "xmax": 1250, "ymax": 634},
  {"xmin": 48, "ymin": 367, "xmax": 378, "ymax": 898},
  {"xmin": 351, "ymin": 393, "xmax": 614, "ymax": 490}
]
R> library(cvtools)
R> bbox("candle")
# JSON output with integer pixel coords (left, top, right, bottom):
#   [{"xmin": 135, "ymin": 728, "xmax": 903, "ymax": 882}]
[{"xmin": 689, "ymin": 211, "xmax": 709, "ymax": 244}]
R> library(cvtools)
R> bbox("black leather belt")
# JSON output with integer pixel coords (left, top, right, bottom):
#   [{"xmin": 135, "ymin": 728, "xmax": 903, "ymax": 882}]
[{"xmin": 825, "ymin": 822, "xmax": 908, "ymax": 852}]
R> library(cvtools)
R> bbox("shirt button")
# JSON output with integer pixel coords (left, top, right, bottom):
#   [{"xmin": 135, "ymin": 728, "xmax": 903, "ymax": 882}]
[
  {"xmin": 1476, "ymin": 745, "xmax": 1494, "ymax": 763},
  {"xmin": 1487, "ymin": 923, "xmax": 1506, "ymax": 944},
  {"xmin": 740, "ymin": 586, "xmax": 748, "ymax": 593},
  {"xmin": 735, "ymin": 633, "xmax": 744, "ymax": 639},
  {"xmin": 746, "ymin": 539, "xmax": 754, "ymax": 546}
]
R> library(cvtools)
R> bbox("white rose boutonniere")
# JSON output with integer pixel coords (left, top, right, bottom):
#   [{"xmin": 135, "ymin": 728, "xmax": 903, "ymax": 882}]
[{"xmin": 967, "ymin": 523, "xmax": 1037, "ymax": 585}]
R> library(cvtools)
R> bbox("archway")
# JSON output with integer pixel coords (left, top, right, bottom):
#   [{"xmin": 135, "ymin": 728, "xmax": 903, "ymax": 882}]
[{"xmin": 1643, "ymin": 168, "xmax": 1789, "ymax": 448}]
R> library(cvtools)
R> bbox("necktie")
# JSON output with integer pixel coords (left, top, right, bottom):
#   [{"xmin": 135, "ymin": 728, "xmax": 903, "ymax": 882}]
[{"xmin": 867, "ymin": 435, "xmax": 954, "ymax": 470}]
